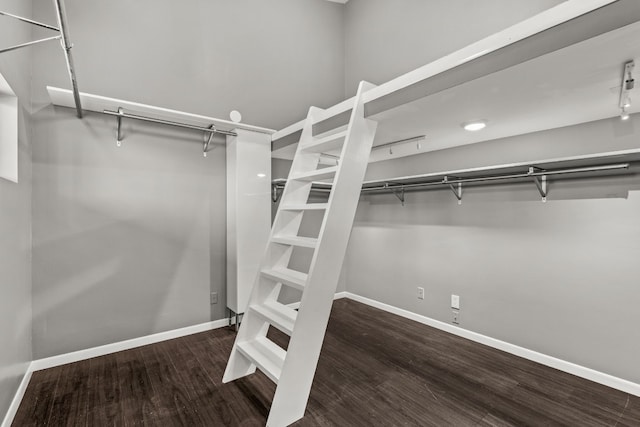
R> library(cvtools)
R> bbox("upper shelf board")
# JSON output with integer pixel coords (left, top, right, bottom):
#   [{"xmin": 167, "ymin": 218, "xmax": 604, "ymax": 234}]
[
  {"xmin": 272, "ymin": 0, "xmax": 640, "ymax": 161},
  {"xmin": 273, "ymin": 148, "xmax": 640, "ymax": 191},
  {"xmin": 47, "ymin": 86, "xmax": 276, "ymax": 136}
]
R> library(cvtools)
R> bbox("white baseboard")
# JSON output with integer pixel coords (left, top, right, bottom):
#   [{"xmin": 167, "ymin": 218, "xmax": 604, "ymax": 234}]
[
  {"xmin": 1, "ymin": 364, "xmax": 33, "ymax": 427},
  {"xmin": 3, "ymin": 318, "xmax": 233, "ymax": 425},
  {"xmin": 30, "ymin": 318, "xmax": 232, "ymax": 372},
  {"xmin": 344, "ymin": 292, "xmax": 640, "ymax": 397},
  {"xmin": 28, "ymin": 292, "xmax": 350, "ymax": 373},
  {"xmin": 6, "ymin": 290, "xmax": 637, "ymax": 427}
]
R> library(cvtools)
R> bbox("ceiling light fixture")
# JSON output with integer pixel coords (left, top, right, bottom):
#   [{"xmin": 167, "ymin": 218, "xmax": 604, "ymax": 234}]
[
  {"xmin": 257, "ymin": 173, "xmax": 266, "ymax": 178},
  {"xmin": 462, "ymin": 120, "xmax": 487, "ymax": 131}
]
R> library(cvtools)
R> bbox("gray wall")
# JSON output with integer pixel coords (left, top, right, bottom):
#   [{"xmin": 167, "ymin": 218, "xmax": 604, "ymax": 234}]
[
  {"xmin": 347, "ymin": 115, "xmax": 640, "ymax": 383},
  {"xmin": 343, "ymin": 0, "xmax": 564, "ymax": 96},
  {"xmin": 0, "ymin": 2, "xmax": 33, "ymax": 420},
  {"xmin": 29, "ymin": 0, "xmax": 345, "ymax": 359}
]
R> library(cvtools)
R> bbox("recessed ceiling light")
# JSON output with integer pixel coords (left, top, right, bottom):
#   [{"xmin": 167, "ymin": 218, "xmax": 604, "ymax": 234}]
[
  {"xmin": 257, "ymin": 173, "xmax": 266, "ymax": 178},
  {"xmin": 462, "ymin": 120, "xmax": 487, "ymax": 131}
]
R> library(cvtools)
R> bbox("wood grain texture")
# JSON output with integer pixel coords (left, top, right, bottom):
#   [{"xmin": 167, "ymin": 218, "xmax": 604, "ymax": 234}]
[{"xmin": 13, "ymin": 299, "xmax": 640, "ymax": 426}]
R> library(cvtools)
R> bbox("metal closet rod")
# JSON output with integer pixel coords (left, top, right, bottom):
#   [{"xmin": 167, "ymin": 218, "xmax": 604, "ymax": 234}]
[
  {"xmin": 272, "ymin": 163, "xmax": 631, "ymax": 195},
  {"xmin": 361, "ymin": 163, "xmax": 630, "ymax": 193},
  {"xmin": 0, "ymin": 1, "xmax": 82, "ymax": 118},
  {"xmin": 103, "ymin": 109, "xmax": 238, "ymax": 137}
]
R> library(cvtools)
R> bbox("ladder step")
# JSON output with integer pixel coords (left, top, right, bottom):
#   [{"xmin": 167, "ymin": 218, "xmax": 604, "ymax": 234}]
[
  {"xmin": 251, "ymin": 300, "xmax": 298, "ymax": 335},
  {"xmin": 237, "ymin": 337, "xmax": 285, "ymax": 384},
  {"xmin": 302, "ymin": 130, "xmax": 348, "ymax": 153},
  {"xmin": 290, "ymin": 166, "xmax": 338, "ymax": 182},
  {"xmin": 280, "ymin": 203, "xmax": 328, "ymax": 211},
  {"xmin": 271, "ymin": 235, "xmax": 318, "ymax": 249},
  {"xmin": 261, "ymin": 267, "xmax": 308, "ymax": 291}
]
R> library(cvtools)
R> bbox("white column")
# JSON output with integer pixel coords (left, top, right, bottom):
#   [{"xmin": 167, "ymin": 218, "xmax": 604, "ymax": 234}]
[
  {"xmin": 226, "ymin": 129, "xmax": 271, "ymax": 317},
  {"xmin": 0, "ymin": 72, "xmax": 18, "ymax": 183}
]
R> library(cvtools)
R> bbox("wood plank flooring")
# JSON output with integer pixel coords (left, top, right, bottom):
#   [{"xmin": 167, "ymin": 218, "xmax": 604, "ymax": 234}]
[{"xmin": 13, "ymin": 299, "xmax": 640, "ymax": 426}]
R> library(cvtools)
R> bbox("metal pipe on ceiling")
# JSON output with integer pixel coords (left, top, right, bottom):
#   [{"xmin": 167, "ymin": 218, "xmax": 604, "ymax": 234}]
[
  {"xmin": 53, "ymin": 0, "xmax": 83, "ymax": 118},
  {"xmin": 0, "ymin": 35, "xmax": 61, "ymax": 55},
  {"xmin": 0, "ymin": 10, "xmax": 60, "ymax": 31}
]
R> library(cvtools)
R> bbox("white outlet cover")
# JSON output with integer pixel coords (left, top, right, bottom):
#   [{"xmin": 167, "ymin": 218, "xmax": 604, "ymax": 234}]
[{"xmin": 451, "ymin": 294, "xmax": 460, "ymax": 309}]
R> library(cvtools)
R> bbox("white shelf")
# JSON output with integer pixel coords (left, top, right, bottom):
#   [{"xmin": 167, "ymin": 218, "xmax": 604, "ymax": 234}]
[
  {"xmin": 272, "ymin": 0, "xmax": 640, "ymax": 162},
  {"xmin": 47, "ymin": 86, "xmax": 275, "ymax": 136}
]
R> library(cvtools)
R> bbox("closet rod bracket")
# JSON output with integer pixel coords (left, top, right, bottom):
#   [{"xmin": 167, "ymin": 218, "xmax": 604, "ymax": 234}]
[
  {"xmin": 116, "ymin": 107, "xmax": 124, "ymax": 147},
  {"xmin": 444, "ymin": 176, "xmax": 463, "ymax": 205},
  {"xmin": 272, "ymin": 184, "xmax": 282, "ymax": 203},
  {"xmin": 203, "ymin": 125, "xmax": 216, "ymax": 157},
  {"xmin": 529, "ymin": 167, "xmax": 548, "ymax": 202},
  {"xmin": 385, "ymin": 183, "xmax": 405, "ymax": 206}
]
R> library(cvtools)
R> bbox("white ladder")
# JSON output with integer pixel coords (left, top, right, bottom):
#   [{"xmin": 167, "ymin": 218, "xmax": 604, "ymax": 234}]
[{"xmin": 222, "ymin": 81, "xmax": 378, "ymax": 427}]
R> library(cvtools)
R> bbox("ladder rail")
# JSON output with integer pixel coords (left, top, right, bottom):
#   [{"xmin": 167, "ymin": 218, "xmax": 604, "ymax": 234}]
[
  {"xmin": 223, "ymin": 81, "xmax": 378, "ymax": 427},
  {"xmin": 266, "ymin": 81, "xmax": 378, "ymax": 427},
  {"xmin": 222, "ymin": 104, "xmax": 322, "ymax": 384}
]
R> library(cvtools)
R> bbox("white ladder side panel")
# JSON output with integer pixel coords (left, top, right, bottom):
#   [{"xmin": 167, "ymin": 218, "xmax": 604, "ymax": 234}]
[
  {"xmin": 222, "ymin": 106, "xmax": 323, "ymax": 384},
  {"xmin": 266, "ymin": 81, "xmax": 378, "ymax": 427}
]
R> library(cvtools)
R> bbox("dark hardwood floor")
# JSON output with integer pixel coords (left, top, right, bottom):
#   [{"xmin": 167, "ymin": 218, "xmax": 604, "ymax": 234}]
[{"xmin": 13, "ymin": 299, "xmax": 640, "ymax": 426}]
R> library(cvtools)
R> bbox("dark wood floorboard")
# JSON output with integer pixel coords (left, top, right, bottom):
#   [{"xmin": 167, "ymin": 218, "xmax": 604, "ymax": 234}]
[{"xmin": 13, "ymin": 299, "xmax": 640, "ymax": 426}]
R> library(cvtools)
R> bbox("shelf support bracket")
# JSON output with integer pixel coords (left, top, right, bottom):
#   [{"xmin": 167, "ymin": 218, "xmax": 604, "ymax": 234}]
[
  {"xmin": 385, "ymin": 183, "xmax": 405, "ymax": 206},
  {"xmin": 203, "ymin": 125, "xmax": 216, "ymax": 157},
  {"xmin": 272, "ymin": 184, "xmax": 281, "ymax": 203},
  {"xmin": 116, "ymin": 107, "xmax": 124, "ymax": 147},
  {"xmin": 529, "ymin": 167, "xmax": 547, "ymax": 202},
  {"xmin": 444, "ymin": 176, "xmax": 462, "ymax": 205}
]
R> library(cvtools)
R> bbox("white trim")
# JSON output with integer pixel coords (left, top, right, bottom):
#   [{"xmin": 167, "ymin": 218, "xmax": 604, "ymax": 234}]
[
  {"xmin": 1, "ymin": 364, "xmax": 33, "ymax": 427},
  {"xmin": 286, "ymin": 291, "xmax": 348, "ymax": 310},
  {"xmin": 30, "ymin": 318, "xmax": 232, "ymax": 372},
  {"xmin": 47, "ymin": 86, "xmax": 275, "ymax": 136},
  {"xmin": 344, "ymin": 292, "xmax": 640, "ymax": 397}
]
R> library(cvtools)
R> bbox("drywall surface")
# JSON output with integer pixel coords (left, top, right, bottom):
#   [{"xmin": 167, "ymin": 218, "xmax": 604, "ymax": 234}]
[
  {"xmin": 343, "ymin": 0, "xmax": 564, "ymax": 96},
  {"xmin": 31, "ymin": 0, "xmax": 345, "ymax": 131},
  {"xmin": 29, "ymin": 0, "xmax": 344, "ymax": 358},
  {"xmin": 346, "ymin": 115, "xmax": 640, "ymax": 384},
  {"xmin": 0, "ymin": 3, "xmax": 33, "ymax": 421},
  {"xmin": 30, "ymin": 110, "xmax": 226, "ymax": 359}
]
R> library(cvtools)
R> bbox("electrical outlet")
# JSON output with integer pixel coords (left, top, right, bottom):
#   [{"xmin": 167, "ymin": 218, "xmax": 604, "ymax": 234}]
[
  {"xmin": 210, "ymin": 292, "xmax": 218, "ymax": 304},
  {"xmin": 451, "ymin": 294, "xmax": 460, "ymax": 309},
  {"xmin": 452, "ymin": 310, "xmax": 459, "ymax": 324},
  {"xmin": 417, "ymin": 287, "xmax": 425, "ymax": 300}
]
